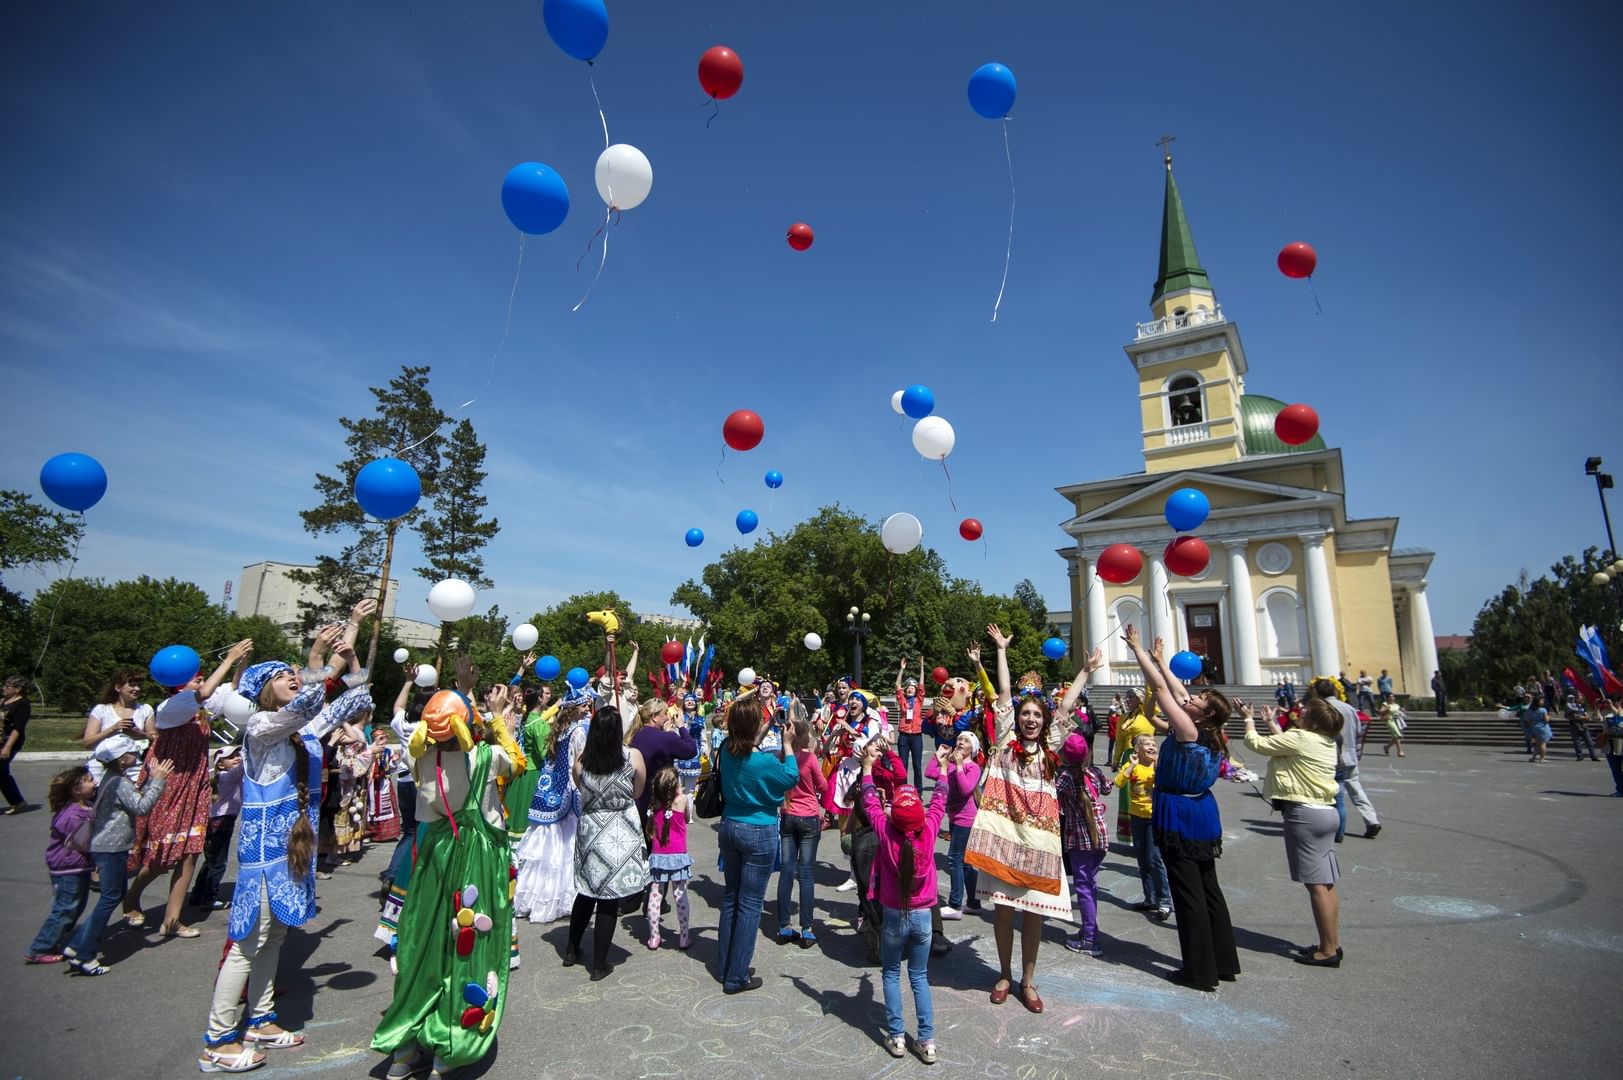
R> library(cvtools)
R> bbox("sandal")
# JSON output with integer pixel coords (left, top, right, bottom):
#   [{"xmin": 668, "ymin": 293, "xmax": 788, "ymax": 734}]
[
  {"xmin": 197, "ymin": 1049, "xmax": 265, "ymax": 1073},
  {"xmin": 123, "ymin": 911, "xmax": 146, "ymax": 929},
  {"xmin": 1017, "ymin": 983, "xmax": 1044, "ymax": 1014},
  {"xmin": 244, "ymin": 1029, "xmax": 304, "ymax": 1049},
  {"xmin": 163, "ymin": 922, "xmax": 203, "ymax": 939}
]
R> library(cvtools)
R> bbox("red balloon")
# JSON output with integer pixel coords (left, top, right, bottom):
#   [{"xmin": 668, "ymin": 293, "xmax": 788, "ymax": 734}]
[
  {"xmin": 787, "ymin": 222, "xmax": 814, "ymax": 251},
  {"xmin": 660, "ymin": 640, "xmax": 684, "ymax": 665},
  {"xmin": 1164, "ymin": 535, "xmax": 1211, "ymax": 577},
  {"xmin": 1097, "ymin": 543, "xmax": 1144, "ymax": 585},
  {"xmin": 959, "ymin": 518, "xmax": 983, "ymax": 542},
  {"xmin": 931, "ymin": 666, "xmax": 950, "ymax": 686},
  {"xmin": 722, "ymin": 409, "xmax": 764, "ymax": 451},
  {"xmin": 1277, "ymin": 241, "xmax": 1317, "ymax": 280},
  {"xmin": 1274, "ymin": 403, "xmax": 1320, "ymax": 446},
  {"xmin": 698, "ymin": 46, "xmax": 744, "ymax": 100}
]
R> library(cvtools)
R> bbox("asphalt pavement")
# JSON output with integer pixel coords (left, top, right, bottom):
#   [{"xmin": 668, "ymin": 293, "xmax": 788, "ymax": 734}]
[{"xmin": 0, "ymin": 746, "xmax": 1618, "ymax": 1080}]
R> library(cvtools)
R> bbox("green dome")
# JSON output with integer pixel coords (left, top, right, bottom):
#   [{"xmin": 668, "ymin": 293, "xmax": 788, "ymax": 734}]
[{"xmin": 1240, "ymin": 394, "xmax": 1327, "ymax": 455}]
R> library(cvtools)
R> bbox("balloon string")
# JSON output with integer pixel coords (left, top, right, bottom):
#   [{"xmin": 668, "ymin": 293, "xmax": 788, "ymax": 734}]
[
  {"xmin": 571, "ymin": 209, "xmax": 618, "ymax": 313},
  {"xmin": 940, "ymin": 459, "xmax": 959, "ymax": 513},
  {"xmin": 990, "ymin": 116, "xmax": 1016, "ymax": 323},
  {"xmin": 982, "ymin": 537, "xmax": 989, "ymax": 561},
  {"xmin": 28, "ymin": 516, "xmax": 85, "ymax": 705},
  {"xmin": 400, "ymin": 232, "xmax": 527, "ymax": 453},
  {"xmin": 715, "ymin": 445, "xmax": 727, "ymax": 483},
  {"xmin": 1308, "ymin": 277, "xmax": 1323, "ymax": 315},
  {"xmin": 702, "ymin": 96, "xmax": 719, "ymax": 128},
  {"xmin": 588, "ymin": 63, "xmax": 609, "ymax": 150}
]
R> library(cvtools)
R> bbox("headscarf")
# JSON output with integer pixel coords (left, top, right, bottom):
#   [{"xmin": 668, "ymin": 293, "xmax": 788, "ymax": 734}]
[
  {"xmin": 325, "ymin": 688, "xmax": 375, "ymax": 728},
  {"xmin": 237, "ymin": 661, "xmax": 291, "ymax": 706},
  {"xmin": 890, "ymin": 785, "xmax": 925, "ymax": 835}
]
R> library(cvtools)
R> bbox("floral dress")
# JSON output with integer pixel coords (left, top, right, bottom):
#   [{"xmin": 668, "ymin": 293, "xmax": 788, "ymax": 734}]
[{"xmin": 128, "ymin": 716, "xmax": 211, "ymax": 873}]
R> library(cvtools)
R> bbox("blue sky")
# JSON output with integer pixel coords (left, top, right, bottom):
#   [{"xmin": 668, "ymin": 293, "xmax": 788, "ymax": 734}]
[{"xmin": 2, "ymin": 1, "xmax": 1620, "ymax": 642}]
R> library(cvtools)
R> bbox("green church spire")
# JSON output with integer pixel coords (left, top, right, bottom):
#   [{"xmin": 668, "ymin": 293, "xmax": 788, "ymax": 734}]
[{"xmin": 1150, "ymin": 153, "xmax": 1212, "ymax": 305}]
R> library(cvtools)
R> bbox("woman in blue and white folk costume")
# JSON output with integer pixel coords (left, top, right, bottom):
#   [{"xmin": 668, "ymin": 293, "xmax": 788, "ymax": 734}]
[
  {"xmin": 196, "ymin": 659, "xmax": 372, "ymax": 1074},
  {"xmin": 511, "ymin": 686, "xmax": 594, "ymax": 923},
  {"xmin": 674, "ymin": 692, "xmax": 704, "ymax": 792}
]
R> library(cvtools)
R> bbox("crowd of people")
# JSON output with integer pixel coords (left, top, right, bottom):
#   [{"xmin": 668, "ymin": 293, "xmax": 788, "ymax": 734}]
[{"xmin": 9, "ymin": 596, "xmax": 1623, "ymax": 1075}]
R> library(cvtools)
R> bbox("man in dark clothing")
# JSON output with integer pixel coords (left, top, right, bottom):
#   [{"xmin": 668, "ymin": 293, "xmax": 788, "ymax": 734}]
[
  {"xmin": 1431, "ymin": 671, "xmax": 1448, "ymax": 717},
  {"xmin": 1563, "ymin": 695, "xmax": 1600, "ymax": 762}
]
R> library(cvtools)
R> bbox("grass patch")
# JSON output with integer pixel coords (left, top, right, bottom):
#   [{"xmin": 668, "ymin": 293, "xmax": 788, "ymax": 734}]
[{"xmin": 22, "ymin": 713, "xmax": 91, "ymax": 754}]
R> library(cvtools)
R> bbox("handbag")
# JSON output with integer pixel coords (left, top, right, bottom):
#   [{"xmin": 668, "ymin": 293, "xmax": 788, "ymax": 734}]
[{"xmin": 693, "ymin": 772, "xmax": 724, "ymax": 820}]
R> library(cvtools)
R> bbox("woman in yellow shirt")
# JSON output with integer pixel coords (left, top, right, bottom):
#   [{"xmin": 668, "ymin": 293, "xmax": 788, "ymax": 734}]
[{"xmin": 1241, "ymin": 698, "xmax": 1342, "ymax": 968}]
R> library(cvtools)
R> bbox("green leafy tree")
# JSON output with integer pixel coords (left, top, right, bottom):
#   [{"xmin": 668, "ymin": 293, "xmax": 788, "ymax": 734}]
[
  {"xmin": 416, "ymin": 418, "xmax": 499, "ymax": 666},
  {"xmin": 0, "ymin": 490, "xmax": 86, "ymax": 674},
  {"xmin": 1467, "ymin": 548, "xmax": 1623, "ymax": 701},
  {"xmin": 291, "ymin": 365, "xmax": 448, "ymax": 672}
]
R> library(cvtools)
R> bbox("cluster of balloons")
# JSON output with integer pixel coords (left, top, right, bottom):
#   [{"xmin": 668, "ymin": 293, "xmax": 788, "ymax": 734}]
[
  {"xmin": 1160, "ymin": 486, "xmax": 1212, "ymax": 577},
  {"xmin": 39, "ymin": 452, "xmax": 107, "ymax": 513},
  {"xmin": 888, "ymin": 384, "xmax": 955, "ymax": 459},
  {"xmin": 683, "ymin": 410, "xmax": 779, "ymax": 545}
]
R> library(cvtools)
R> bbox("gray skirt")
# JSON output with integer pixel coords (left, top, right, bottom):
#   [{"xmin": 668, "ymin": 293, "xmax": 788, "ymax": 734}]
[{"xmin": 1278, "ymin": 801, "xmax": 1340, "ymax": 885}]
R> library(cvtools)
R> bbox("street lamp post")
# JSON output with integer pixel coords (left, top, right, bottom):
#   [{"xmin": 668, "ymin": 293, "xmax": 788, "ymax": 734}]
[
  {"xmin": 1585, "ymin": 457, "xmax": 1618, "ymax": 562},
  {"xmin": 846, "ymin": 605, "xmax": 872, "ymax": 689}
]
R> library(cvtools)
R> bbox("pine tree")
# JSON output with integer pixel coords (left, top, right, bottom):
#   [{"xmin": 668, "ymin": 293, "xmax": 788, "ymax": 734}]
[
  {"xmin": 290, "ymin": 365, "xmax": 448, "ymax": 671},
  {"xmin": 416, "ymin": 418, "xmax": 499, "ymax": 665}
]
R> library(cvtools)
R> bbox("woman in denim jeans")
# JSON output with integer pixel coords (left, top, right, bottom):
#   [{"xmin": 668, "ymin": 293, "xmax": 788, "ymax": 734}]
[
  {"xmin": 925, "ymin": 730, "xmax": 981, "ymax": 918},
  {"xmin": 716, "ymin": 693, "xmax": 800, "ymax": 994},
  {"xmin": 776, "ymin": 717, "xmax": 827, "ymax": 947}
]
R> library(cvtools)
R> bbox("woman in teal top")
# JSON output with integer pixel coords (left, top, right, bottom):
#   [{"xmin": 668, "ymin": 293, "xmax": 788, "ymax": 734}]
[{"xmin": 715, "ymin": 692, "xmax": 799, "ymax": 994}]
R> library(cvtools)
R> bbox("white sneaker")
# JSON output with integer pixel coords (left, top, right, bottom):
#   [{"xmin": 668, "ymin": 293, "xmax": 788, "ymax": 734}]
[
  {"xmin": 836, "ymin": 877, "xmax": 858, "ymax": 893},
  {"xmin": 939, "ymin": 906, "xmax": 963, "ymax": 921},
  {"xmin": 884, "ymin": 1034, "xmax": 906, "ymax": 1058}
]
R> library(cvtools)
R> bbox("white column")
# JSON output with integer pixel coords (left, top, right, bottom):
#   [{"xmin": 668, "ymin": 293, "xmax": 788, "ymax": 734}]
[
  {"xmin": 1411, "ymin": 583, "xmax": 1439, "ymax": 688},
  {"xmin": 1148, "ymin": 553, "xmax": 1174, "ymax": 649},
  {"xmin": 1301, "ymin": 531, "xmax": 1341, "ymax": 674},
  {"xmin": 1082, "ymin": 555, "xmax": 1111, "ymax": 687},
  {"xmin": 1224, "ymin": 540, "xmax": 1264, "ymax": 685}
]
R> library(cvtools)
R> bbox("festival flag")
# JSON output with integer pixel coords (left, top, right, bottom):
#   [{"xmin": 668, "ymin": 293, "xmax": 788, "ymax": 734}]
[
  {"xmin": 1576, "ymin": 625, "xmax": 1623, "ymax": 697},
  {"xmin": 1563, "ymin": 666, "xmax": 1602, "ymax": 707},
  {"xmin": 692, "ymin": 633, "xmax": 706, "ymax": 680}
]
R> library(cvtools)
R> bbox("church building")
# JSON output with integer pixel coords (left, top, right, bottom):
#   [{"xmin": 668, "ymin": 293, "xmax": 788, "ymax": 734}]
[{"xmin": 1058, "ymin": 153, "xmax": 1439, "ymax": 694}]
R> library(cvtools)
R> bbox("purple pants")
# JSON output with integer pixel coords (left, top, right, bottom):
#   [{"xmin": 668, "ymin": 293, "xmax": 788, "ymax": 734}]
[{"xmin": 1067, "ymin": 848, "xmax": 1106, "ymax": 942}]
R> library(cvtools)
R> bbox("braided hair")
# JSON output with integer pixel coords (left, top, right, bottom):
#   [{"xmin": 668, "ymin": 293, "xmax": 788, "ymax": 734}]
[{"xmin": 258, "ymin": 681, "xmax": 316, "ymax": 879}]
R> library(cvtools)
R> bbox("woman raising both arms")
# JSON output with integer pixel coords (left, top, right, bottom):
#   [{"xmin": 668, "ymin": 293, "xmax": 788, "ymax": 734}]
[{"xmin": 1122, "ymin": 622, "xmax": 1239, "ymax": 992}]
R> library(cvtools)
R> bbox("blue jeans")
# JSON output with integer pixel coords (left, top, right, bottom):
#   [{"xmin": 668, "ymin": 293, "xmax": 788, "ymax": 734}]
[
  {"xmin": 777, "ymin": 813, "xmax": 821, "ymax": 931},
  {"xmin": 68, "ymin": 851, "xmax": 128, "ymax": 959},
  {"xmin": 717, "ymin": 819, "xmax": 778, "ymax": 989},
  {"xmin": 897, "ymin": 731, "xmax": 925, "ymax": 789},
  {"xmin": 946, "ymin": 823, "xmax": 978, "ymax": 909},
  {"xmin": 880, "ymin": 907, "xmax": 934, "ymax": 1041},
  {"xmin": 29, "ymin": 872, "xmax": 90, "ymax": 956},
  {"xmin": 1129, "ymin": 816, "xmax": 1169, "ymax": 906},
  {"xmin": 1335, "ymin": 782, "xmax": 1347, "ymax": 841}
]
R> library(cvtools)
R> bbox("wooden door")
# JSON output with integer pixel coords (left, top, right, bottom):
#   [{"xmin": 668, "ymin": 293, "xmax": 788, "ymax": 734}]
[{"xmin": 1183, "ymin": 604, "xmax": 1225, "ymax": 684}]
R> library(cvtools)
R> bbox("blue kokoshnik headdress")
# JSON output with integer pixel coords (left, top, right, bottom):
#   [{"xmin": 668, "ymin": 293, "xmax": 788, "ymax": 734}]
[{"xmin": 236, "ymin": 661, "xmax": 292, "ymax": 706}]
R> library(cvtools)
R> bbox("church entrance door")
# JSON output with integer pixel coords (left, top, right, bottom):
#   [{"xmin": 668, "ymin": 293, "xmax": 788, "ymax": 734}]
[{"xmin": 1183, "ymin": 603, "xmax": 1225, "ymax": 684}]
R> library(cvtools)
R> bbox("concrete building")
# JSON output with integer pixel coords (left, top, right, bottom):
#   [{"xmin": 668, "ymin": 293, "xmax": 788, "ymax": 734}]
[
  {"xmin": 1056, "ymin": 153, "xmax": 1438, "ymax": 695},
  {"xmin": 637, "ymin": 612, "xmax": 704, "ymax": 631},
  {"xmin": 236, "ymin": 562, "xmax": 439, "ymax": 649}
]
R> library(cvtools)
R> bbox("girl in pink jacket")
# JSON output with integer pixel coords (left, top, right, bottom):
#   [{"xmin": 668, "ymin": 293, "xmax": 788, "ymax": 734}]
[{"xmin": 859, "ymin": 741, "xmax": 950, "ymax": 1065}]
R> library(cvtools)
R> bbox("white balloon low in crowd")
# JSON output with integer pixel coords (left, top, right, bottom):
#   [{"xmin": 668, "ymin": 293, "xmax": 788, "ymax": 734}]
[
  {"xmin": 804, "ymin": 632, "xmax": 822, "ymax": 651},
  {"xmin": 427, "ymin": 579, "xmax": 477, "ymax": 622},
  {"xmin": 414, "ymin": 665, "xmax": 439, "ymax": 688}
]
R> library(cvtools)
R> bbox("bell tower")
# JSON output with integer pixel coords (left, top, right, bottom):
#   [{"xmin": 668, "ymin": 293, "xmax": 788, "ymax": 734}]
[{"xmin": 1126, "ymin": 144, "xmax": 1250, "ymax": 473}]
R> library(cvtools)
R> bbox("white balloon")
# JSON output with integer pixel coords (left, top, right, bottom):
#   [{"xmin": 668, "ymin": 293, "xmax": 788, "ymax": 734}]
[
  {"xmin": 881, "ymin": 512, "xmax": 924, "ymax": 555},
  {"xmin": 890, "ymin": 390, "xmax": 905, "ymax": 415},
  {"xmin": 738, "ymin": 667, "xmax": 757, "ymax": 686},
  {"xmin": 911, "ymin": 416, "xmax": 956, "ymax": 460},
  {"xmin": 414, "ymin": 665, "xmax": 439, "ymax": 688},
  {"xmin": 595, "ymin": 143, "xmax": 653, "ymax": 211},
  {"xmin": 393, "ymin": 648, "xmax": 410, "ymax": 664},
  {"xmin": 512, "ymin": 623, "xmax": 539, "ymax": 652},
  {"xmin": 804, "ymin": 632, "xmax": 822, "ymax": 651},
  {"xmin": 223, "ymin": 692, "xmax": 255, "ymax": 724},
  {"xmin": 427, "ymin": 579, "xmax": 476, "ymax": 622}
]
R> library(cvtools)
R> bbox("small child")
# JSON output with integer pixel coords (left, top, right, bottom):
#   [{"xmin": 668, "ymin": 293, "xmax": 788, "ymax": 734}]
[
  {"xmin": 644, "ymin": 766, "xmax": 693, "ymax": 950},
  {"xmin": 1055, "ymin": 733, "xmax": 1112, "ymax": 956},
  {"xmin": 66, "ymin": 737, "xmax": 172, "ymax": 975},
  {"xmin": 859, "ymin": 741, "xmax": 949, "ymax": 1065},
  {"xmin": 1113, "ymin": 734, "xmax": 1171, "ymax": 921},
  {"xmin": 189, "ymin": 744, "xmax": 244, "ymax": 910},
  {"xmin": 23, "ymin": 766, "xmax": 97, "ymax": 963}
]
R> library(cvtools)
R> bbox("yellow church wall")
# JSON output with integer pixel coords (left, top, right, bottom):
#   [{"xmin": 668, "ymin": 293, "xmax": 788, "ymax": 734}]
[
  {"xmin": 1333, "ymin": 550, "xmax": 1406, "ymax": 693},
  {"xmin": 1144, "ymin": 438, "xmax": 1242, "ymax": 473}
]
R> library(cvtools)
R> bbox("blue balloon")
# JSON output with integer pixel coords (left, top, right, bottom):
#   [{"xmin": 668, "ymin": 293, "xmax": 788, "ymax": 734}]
[
  {"xmin": 1164, "ymin": 487, "xmax": 1211, "ymax": 533},
  {"xmin": 543, "ymin": 0, "xmax": 608, "ymax": 62},
  {"xmin": 501, "ymin": 162, "xmax": 570, "ymax": 235},
  {"xmin": 1041, "ymin": 637, "xmax": 1067, "ymax": 661},
  {"xmin": 565, "ymin": 666, "xmax": 590, "ymax": 690},
  {"xmin": 968, "ymin": 62, "xmax": 1017, "ymax": 120},
  {"xmin": 536, "ymin": 655, "xmax": 561, "ymax": 681},
  {"xmin": 354, "ymin": 458, "xmax": 422, "ymax": 521},
  {"xmin": 1169, "ymin": 651, "xmax": 1204, "ymax": 682},
  {"xmin": 39, "ymin": 452, "xmax": 107, "ymax": 512},
  {"xmin": 764, "ymin": 470, "xmax": 783, "ymax": 489},
  {"xmin": 736, "ymin": 509, "xmax": 759, "ymax": 534},
  {"xmin": 685, "ymin": 528, "xmax": 705, "ymax": 548},
  {"xmin": 900, "ymin": 384, "xmax": 935, "ymax": 419},
  {"xmin": 149, "ymin": 645, "xmax": 201, "ymax": 688}
]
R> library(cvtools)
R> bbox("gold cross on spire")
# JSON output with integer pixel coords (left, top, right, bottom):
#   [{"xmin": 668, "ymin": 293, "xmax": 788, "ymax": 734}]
[{"xmin": 1157, "ymin": 133, "xmax": 1176, "ymax": 169}]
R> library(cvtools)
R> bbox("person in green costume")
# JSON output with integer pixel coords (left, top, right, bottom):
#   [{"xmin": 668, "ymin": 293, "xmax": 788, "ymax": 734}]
[
  {"xmin": 373, "ymin": 678, "xmax": 521, "ymax": 1079},
  {"xmin": 503, "ymin": 686, "xmax": 552, "ymax": 845}
]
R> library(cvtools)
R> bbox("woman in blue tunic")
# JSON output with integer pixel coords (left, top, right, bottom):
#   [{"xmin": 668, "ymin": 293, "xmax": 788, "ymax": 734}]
[{"xmin": 1124, "ymin": 624, "xmax": 1239, "ymax": 993}]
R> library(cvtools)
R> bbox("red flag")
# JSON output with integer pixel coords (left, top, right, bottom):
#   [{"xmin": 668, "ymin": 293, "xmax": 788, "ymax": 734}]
[{"xmin": 1564, "ymin": 666, "xmax": 1602, "ymax": 707}]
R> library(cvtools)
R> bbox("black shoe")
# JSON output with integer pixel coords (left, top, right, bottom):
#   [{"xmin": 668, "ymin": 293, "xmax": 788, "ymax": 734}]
[
  {"xmin": 1164, "ymin": 969, "xmax": 1217, "ymax": 992},
  {"xmin": 1218, "ymin": 973, "xmax": 1237, "ymax": 983},
  {"xmin": 589, "ymin": 965, "xmax": 611, "ymax": 982},
  {"xmin": 1130, "ymin": 900, "xmax": 1155, "ymax": 912},
  {"xmin": 1293, "ymin": 947, "xmax": 1343, "ymax": 968},
  {"xmin": 1364, "ymin": 824, "xmax": 1382, "ymax": 839},
  {"xmin": 930, "ymin": 935, "xmax": 953, "ymax": 956},
  {"xmin": 1333, "ymin": 836, "xmax": 1344, "ymax": 844},
  {"xmin": 561, "ymin": 946, "xmax": 579, "ymax": 967},
  {"xmin": 723, "ymin": 976, "xmax": 764, "ymax": 995}
]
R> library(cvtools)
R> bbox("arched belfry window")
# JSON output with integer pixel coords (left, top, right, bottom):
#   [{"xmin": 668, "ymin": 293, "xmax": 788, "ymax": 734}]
[{"xmin": 1168, "ymin": 374, "xmax": 1203, "ymax": 427}]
